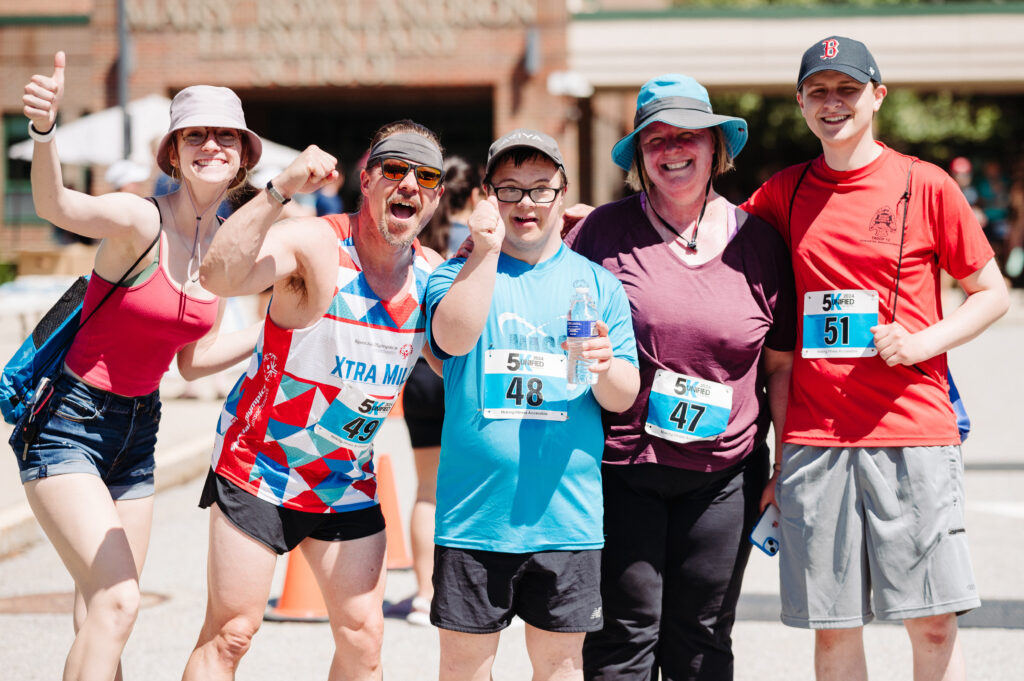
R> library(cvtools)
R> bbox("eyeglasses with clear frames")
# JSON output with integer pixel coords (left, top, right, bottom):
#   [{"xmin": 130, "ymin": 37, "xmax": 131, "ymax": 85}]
[
  {"xmin": 181, "ymin": 128, "xmax": 242, "ymax": 147},
  {"xmin": 490, "ymin": 185, "xmax": 564, "ymax": 204}
]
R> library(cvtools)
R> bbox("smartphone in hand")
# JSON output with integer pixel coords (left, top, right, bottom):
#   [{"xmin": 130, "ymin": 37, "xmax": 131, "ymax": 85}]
[{"xmin": 749, "ymin": 504, "xmax": 781, "ymax": 557}]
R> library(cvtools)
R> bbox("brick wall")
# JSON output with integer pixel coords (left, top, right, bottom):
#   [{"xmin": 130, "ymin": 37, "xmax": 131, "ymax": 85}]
[{"xmin": 2, "ymin": 0, "xmax": 577, "ymax": 262}]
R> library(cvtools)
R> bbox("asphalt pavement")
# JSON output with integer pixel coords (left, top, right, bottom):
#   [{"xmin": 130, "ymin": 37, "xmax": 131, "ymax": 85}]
[{"xmin": 1, "ymin": 290, "xmax": 1022, "ymax": 679}]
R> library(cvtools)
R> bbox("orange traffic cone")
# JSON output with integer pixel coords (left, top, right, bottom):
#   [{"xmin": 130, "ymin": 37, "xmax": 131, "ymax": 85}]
[
  {"xmin": 264, "ymin": 549, "xmax": 329, "ymax": 622},
  {"xmin": 376, "ymin": 452, "xmax": 413, "ymax": 570}
]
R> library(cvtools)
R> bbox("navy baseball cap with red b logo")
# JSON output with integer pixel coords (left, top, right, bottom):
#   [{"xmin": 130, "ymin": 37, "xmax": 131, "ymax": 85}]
[{"xmin": 797, "ymin": 36, "xmax": 881, "ymax": 90}]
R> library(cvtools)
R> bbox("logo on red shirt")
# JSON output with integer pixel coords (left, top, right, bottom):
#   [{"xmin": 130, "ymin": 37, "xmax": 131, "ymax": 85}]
[{"xmin": 868, "ymin": 206, "xmax": 897, "ymax": 243}]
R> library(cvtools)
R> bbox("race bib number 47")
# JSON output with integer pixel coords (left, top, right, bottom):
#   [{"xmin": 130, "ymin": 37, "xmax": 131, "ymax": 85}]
[
  {"xmin": 802, "ymin": 290, "xmax": 879, "ymax": 358},
  {"xmin": 645, "ymin": 370, "xmax": 732, "ymax": 444},
  {"xmin": 483, "ymin": 350, "xmax": 567, "ymax": 421}
]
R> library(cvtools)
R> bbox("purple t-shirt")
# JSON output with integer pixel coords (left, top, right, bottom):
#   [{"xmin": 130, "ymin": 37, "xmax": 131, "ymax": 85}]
[{"xmin": 564, "ymin": 193, "xmax": 796, "ymax": 472}]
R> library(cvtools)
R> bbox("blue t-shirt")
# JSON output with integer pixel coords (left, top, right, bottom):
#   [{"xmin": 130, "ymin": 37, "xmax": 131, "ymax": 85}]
[{"xmin": 425, "ymin": 244, "xmax": 638, "ymax": 552}]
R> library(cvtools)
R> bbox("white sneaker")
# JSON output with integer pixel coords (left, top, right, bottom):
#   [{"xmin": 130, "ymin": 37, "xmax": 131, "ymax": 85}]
[{"xmin": 406, "ymin": 596, "xmax": 432, "ymax": 626}]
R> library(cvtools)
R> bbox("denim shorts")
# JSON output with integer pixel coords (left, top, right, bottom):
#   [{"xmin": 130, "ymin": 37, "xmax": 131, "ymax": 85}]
[{"xmin": 10, "ymin": 372, "xmax": 161, "ymax": 500}]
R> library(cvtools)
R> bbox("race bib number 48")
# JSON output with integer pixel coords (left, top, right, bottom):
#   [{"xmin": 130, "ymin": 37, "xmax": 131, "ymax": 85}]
[
  {"xmin": 645, "ymin": 370, "xmax": 732, "ymax": 444},
  {"xmin": 802, "ymin": 290, "xmax": 879, "ymax": 358},
  {"xmin": 483, "ymin": 350, "xmax": 567, "ymax": 421}
]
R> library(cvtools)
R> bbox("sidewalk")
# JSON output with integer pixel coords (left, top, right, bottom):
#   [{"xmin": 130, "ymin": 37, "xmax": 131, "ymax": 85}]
[
  {"xmin": 0, "ymin": 289, "xmax": 1022, "ymax": 679},
  {"xmin": 0, "ymin": 373, "xmax": 224, "ymax": 557}
]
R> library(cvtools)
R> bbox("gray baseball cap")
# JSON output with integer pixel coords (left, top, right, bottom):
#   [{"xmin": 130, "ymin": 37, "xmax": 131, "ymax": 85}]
[{"xmin": 485, "ymin": 128, "xmax": 564, "ymax": 179}]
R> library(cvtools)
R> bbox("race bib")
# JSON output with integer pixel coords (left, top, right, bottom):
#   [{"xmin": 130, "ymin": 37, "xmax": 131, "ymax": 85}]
[
  {"xmin": 644, "ymin": 370, "xmax": 732, "ymax": 444},
  {"xmin": 483, "ymin": 349, "xmax": 567, "ymax": 421},
  {"xmin": 314, "ymin": 382, "xmax": 396, "ymax": 451},
  {"xmin": 802, "ymin": 290, "xmax": 879, "ymax": 358}
]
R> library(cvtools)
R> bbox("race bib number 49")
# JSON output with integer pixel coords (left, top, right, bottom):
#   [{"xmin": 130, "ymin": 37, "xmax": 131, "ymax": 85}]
[
  {"xmin": 802, "ymin": 290, "xmax": 879, "ymax": 358},
  {"xmin": 483, "ymin": 350, "xmax": 567, "ymax": 421},
  {"xmin": 645, "ymin": 370, "xmax": 732, "ymax": 444},
  {"xmin": 315, "ymin": 383, "xmax": 395, "ymax": 451}
]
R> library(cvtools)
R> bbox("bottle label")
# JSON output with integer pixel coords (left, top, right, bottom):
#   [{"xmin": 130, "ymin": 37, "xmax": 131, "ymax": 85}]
[
  {"xmin": 644, "ymin": 370, "xmax": 732, "ymax": 444},
  {"xmin": 567, "ymin": 320, "xmax": 596, "ymax": 338},
  {"xmin": 482, "ymin": 349, "xmax": 568, "ymax": 421}
]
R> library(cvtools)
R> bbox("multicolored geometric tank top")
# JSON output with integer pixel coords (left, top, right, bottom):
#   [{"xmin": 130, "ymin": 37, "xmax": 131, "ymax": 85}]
[{"xmin": 211, "ymin": 214, "xmax": 430, "ymax": 513}]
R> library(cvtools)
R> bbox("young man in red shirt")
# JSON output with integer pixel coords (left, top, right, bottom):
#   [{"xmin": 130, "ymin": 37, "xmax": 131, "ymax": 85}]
[{"xmin": 743, "ymin": 36, "xmax": 1009, "ymax": 681}]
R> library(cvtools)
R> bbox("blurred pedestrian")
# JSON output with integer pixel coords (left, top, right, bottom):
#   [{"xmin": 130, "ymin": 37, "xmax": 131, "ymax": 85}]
[{"xmin": 401, "ymin": 155, "xmax": 483, "ymax": 626}]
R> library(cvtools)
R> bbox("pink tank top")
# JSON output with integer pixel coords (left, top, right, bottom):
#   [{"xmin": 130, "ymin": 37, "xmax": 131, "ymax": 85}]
[{"xmin": 65, "ymin": 230, "xmax": 218, "ymax": 396}]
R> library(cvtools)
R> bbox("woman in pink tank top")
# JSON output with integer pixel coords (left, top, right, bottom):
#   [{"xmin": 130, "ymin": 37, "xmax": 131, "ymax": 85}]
[{"xmin": 15, "ymin": 51, "xmax": 264, "ymax": 680}]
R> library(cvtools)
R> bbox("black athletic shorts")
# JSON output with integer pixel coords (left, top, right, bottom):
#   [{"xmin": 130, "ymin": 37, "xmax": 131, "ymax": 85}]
[
  {"xmin": 431, "ymin": 545, "xmax": 603, "ymax": 634},
  {"xmin": 199, "ymin": 469, "xmax": 385, "ymax": 555},
  {"xmin": 402, "ymin": 357, "xmax": 444, "ymax": 448}
]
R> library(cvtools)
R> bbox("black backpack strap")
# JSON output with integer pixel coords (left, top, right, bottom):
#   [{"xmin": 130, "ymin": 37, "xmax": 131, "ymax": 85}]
[
  {"xmin": 786, "ymin": 161, "xmax": 813, "ymax": 239},
  {"xmin": 890, "ymin": 159, "xmax": 918, "ymax": 324},
  {"xmin": 49, "ymin": 213, "xmax": 162, "ymax": 365}
]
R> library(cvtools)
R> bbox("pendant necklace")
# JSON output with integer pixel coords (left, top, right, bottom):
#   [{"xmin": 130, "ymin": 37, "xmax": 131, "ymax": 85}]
[
  {"xmin": 170, "ymin": 181, "xmax": 226, "ymax": 283},
  {"xmin": 640, "ymin": 171, "xmax": 713, "ymax": 252}
]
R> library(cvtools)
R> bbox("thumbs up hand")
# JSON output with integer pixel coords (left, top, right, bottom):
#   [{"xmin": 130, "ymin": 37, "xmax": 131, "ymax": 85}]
[{"xmin": 23, "ymin": 51, "xmax": 66, "ymax": 133}]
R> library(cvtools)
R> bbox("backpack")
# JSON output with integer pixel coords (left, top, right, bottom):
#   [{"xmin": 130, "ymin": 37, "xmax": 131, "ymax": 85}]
[{"xmin": 1, "ymin": 229, "xmax": 160, "ymax": 425}]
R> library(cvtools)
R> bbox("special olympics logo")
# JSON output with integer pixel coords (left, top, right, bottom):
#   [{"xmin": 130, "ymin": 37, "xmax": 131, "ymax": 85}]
[
  {"xmin": 399, "ymin": 344, "xmax": 413, "ymax": 359},
  {"xmin": 263, "ymin": 353, "xmax": 280, "ymax": 379}
]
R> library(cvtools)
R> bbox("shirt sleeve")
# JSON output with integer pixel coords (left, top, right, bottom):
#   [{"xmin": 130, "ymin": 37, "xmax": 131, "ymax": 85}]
[
  {"xmin": 933, "ymin": 172, "xmax": 996, "ymax": 280},
  {"xmin": 599, "ymin": 274, "xmax": 639, "ymax": 367},
  {"xmin": 424, "ymin": 259, "xmax": 465, "ymax": 361}
]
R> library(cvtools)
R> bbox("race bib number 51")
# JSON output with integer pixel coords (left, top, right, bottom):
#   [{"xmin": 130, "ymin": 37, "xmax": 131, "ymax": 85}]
[
  {"xmin": 483, "ymin": 350, "xmax": 567, "ymax": 421},
  {"xmin": 802, "ymin": 290, "xmax": 878, "ymax": 358}
]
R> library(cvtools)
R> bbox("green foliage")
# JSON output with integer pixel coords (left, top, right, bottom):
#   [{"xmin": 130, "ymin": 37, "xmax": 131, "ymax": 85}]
[
  {"xmin": 0, "ymin": 261, "xmax": 16, "ymax": 285},
  {"xmin": 672, "ymin": 0, "xmax": 1001, "ymax": 7},
  {"xmin": 705, "ymin": 89, "xmax": 1024, "ymax": 201}
]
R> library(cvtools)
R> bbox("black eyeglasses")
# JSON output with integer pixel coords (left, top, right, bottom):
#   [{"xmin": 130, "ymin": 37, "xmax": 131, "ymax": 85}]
[
  {"xmin": 490, "ymin": 185, "xmax": 564, "ymax": 204},
  {"xmin": 181, "ymin": 128, "xmax": 241, "ymax": 147},
  {"xmin": 378, "ymin": 158, "xmax": 444, "ymax": 190}
]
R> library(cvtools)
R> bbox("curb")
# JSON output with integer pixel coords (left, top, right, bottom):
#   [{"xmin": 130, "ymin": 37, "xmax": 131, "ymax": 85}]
[{"xmin": 0, "ymin": 437, "xmax": 212, "ymax": 559}]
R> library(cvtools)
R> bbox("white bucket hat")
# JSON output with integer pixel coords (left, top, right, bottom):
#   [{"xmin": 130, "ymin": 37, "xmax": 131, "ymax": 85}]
[{"xmin": 155, "ymin": 85, "xmax": 262, "ymax": 176}]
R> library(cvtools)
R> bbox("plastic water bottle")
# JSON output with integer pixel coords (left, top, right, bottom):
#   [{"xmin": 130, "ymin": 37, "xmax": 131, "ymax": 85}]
[{"xmin": 567, "ymin": 284, "xmax": 598, "ymax": 386}]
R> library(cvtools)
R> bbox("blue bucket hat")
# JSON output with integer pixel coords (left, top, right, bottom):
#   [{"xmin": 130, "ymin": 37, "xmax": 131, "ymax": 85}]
[{"xmin": 611, "ymin": 74, "xmax": 748, "ymax": 172}]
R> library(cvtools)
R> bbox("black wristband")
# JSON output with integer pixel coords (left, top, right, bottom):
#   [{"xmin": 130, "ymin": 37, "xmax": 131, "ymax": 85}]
[{"xmin": 266, "ymin": 180, "xmax": 291, "ymax": 205}]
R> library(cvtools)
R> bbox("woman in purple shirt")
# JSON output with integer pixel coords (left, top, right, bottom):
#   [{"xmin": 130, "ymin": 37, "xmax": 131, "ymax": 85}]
[{"xmin": 564, "ymin": 75, "xmax": 796, "ymax": 680}]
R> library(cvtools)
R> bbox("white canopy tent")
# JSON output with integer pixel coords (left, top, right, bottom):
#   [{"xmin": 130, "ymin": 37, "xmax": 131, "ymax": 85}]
[{"xmin": 8, "ymin": 94, "xmax": 301, "ymax": 173}]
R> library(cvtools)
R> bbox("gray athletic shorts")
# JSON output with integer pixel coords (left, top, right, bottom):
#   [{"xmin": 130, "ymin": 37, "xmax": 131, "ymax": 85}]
[{"xmin": 777, "ymin": 444, "xmax": 980, "ymax": 629}]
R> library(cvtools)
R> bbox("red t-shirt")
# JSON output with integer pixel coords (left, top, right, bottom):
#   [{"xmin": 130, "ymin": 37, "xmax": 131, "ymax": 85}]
[{"xmin": 741, "ymin": 143, "xmax": 993, "ymax": 446}]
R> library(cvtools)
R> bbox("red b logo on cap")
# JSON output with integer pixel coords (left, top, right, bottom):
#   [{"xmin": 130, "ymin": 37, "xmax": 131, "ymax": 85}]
[{"xmin": 821, "ymin": 39, "xmax": 840, "ymax": 60}]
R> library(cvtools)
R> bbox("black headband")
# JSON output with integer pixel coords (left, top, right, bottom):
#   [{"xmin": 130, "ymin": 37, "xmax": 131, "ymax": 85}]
[{"xmin": 366, "ymin": 133, "xmax": 443, "ymax": 170}]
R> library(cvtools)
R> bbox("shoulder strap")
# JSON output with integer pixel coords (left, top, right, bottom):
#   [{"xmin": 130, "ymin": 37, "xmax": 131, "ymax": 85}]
[
  {"xmin": 76, "ymin": 211, "xmax": 162, "ymax": 331},
  {"xmin": 890, "ymin": 159, "xmax": 919, "ymax": 324},
  {"xmin": 786, "ymin": 161, "xmax": 813, "ymax": 237}
]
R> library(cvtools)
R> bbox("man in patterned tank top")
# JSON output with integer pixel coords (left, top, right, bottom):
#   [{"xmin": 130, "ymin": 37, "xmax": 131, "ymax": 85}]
[{"xmin": 183, "ymin": 121, "xmax": 447, "ymax": 681}]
